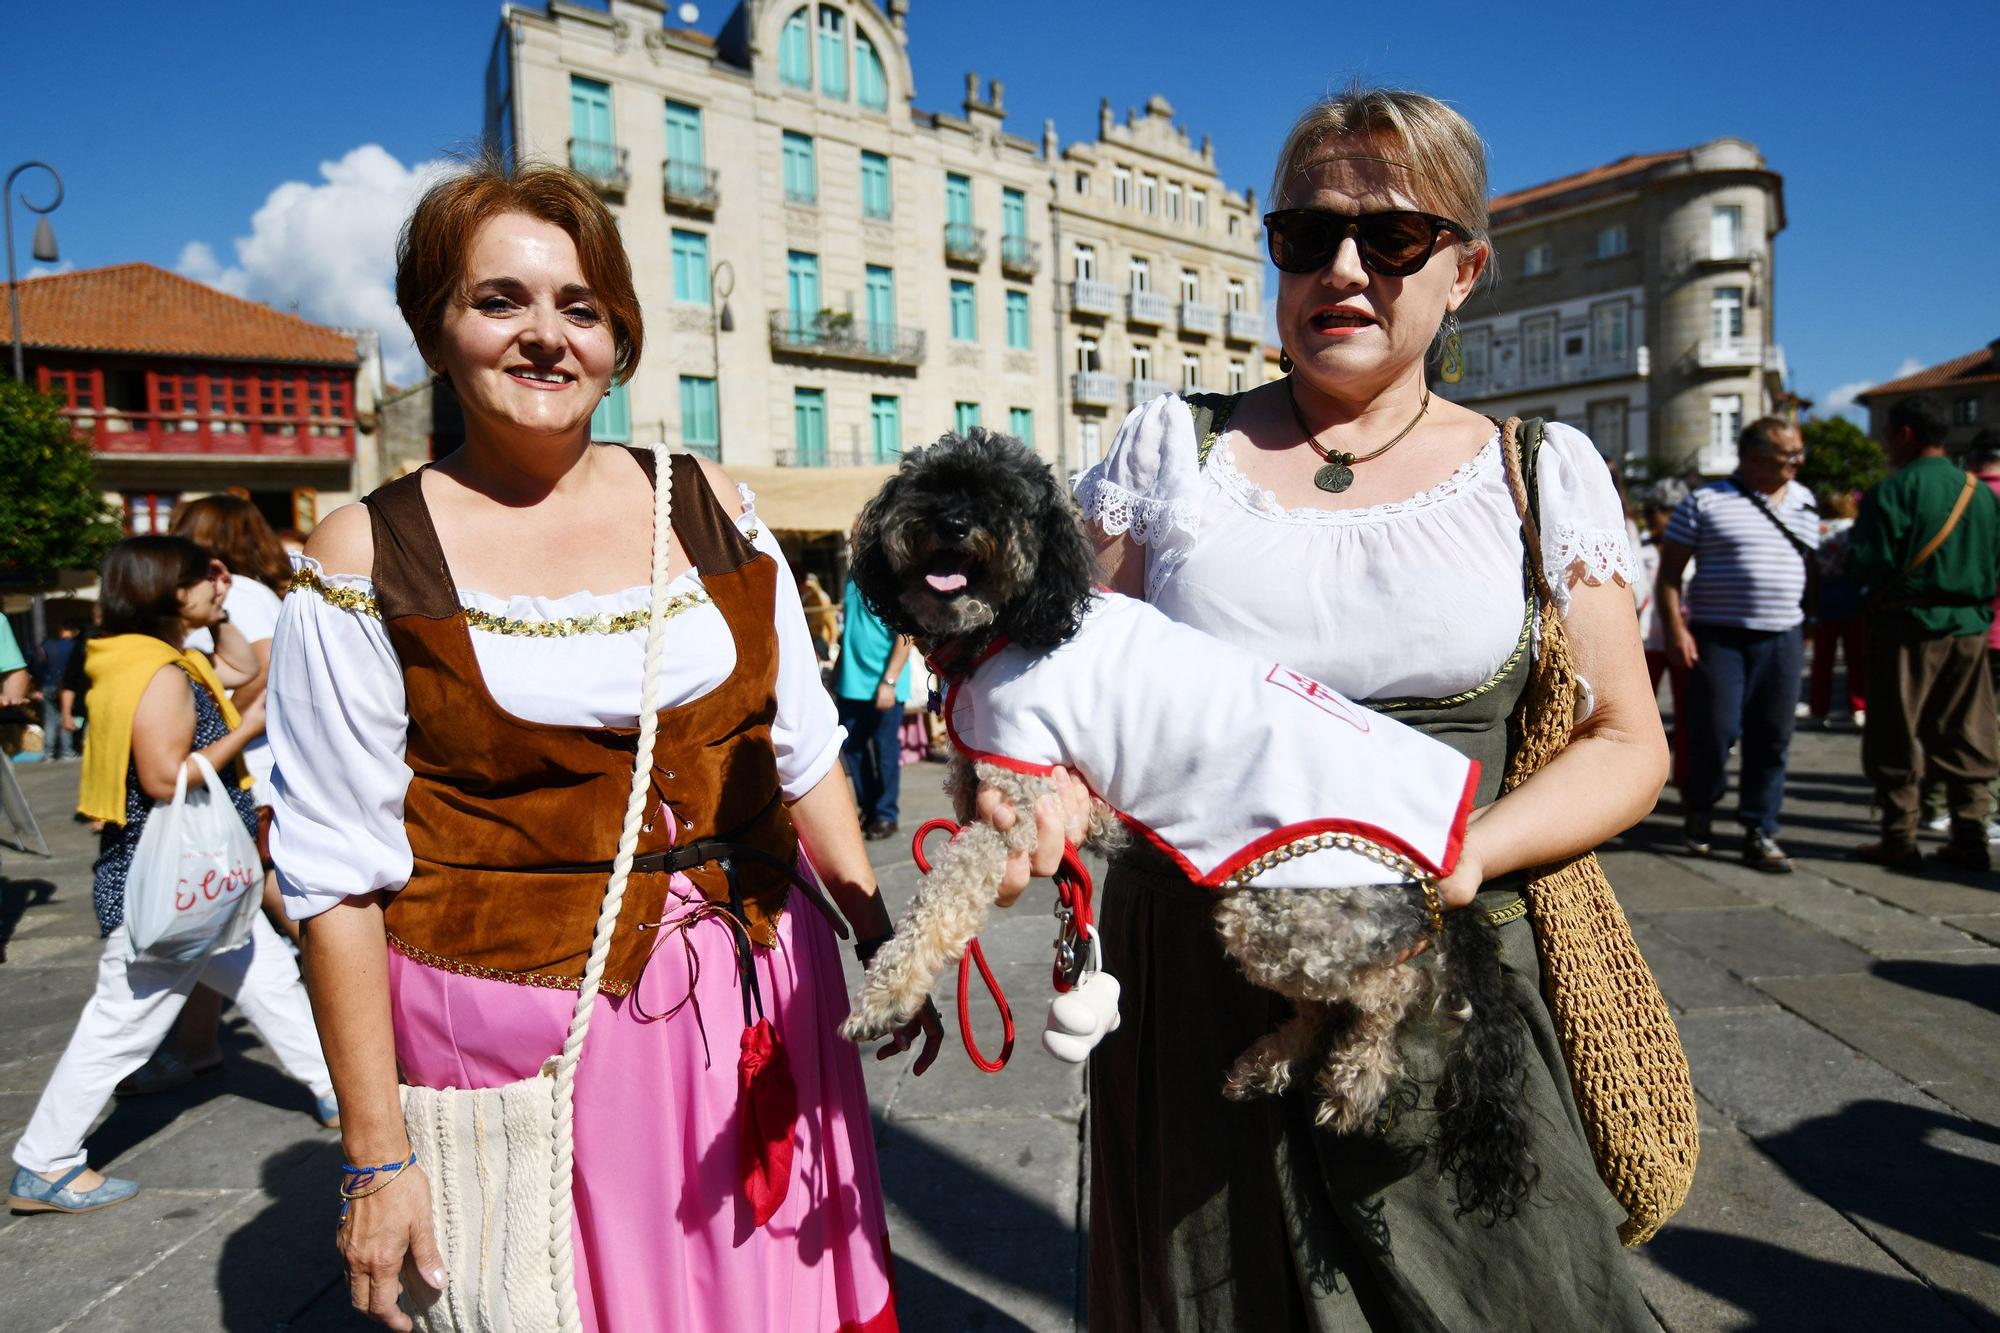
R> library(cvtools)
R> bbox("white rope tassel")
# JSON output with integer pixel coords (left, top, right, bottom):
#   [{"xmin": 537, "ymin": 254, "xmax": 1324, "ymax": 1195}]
[{"xmin": 547, "ymin": 444, "xmax": 675, "ymax": 1332}]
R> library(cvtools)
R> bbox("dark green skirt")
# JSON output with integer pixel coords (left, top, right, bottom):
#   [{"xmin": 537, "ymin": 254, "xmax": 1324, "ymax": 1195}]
[{"xmin": 1086, "ymin": 851, "xmax": 1659, "ymax": 1332}]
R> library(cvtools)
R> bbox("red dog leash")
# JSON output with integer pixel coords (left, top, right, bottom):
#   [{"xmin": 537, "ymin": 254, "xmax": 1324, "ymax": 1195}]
[{"xmin": 910, "ymin": 818, "xmax": 1096, "ymax": 1073}]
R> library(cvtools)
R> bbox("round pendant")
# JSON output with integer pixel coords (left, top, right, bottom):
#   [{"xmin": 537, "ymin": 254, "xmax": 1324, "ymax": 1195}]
[{"xmin": 1314, "ymin": 463, "xmax": 1355, "ymax": 493}]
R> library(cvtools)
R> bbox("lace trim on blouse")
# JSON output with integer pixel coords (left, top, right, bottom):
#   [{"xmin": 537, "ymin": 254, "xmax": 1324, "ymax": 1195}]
[
  {"xmin": 1074, "ymin": 471, "xmax": 1201, "ymax": 548},
  {"xmin": 1544, "ymin": 520, "xmax": 1636, "ymax": 589},
  {"xmin": 1205, "ymin": 437, "xmax": 1501, "ymax": 526}
]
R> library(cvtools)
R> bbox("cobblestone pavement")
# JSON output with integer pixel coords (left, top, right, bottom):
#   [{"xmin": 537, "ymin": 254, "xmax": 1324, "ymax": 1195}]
[{"xmin": 1, "ymin": 723, "xmax": 1996, "ymax": 1331}]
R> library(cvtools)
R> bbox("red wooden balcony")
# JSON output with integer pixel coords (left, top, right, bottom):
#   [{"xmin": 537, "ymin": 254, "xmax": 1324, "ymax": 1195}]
[{"xmin": 67, "ymin": 412, "xmax": 355, "ymax": 460}]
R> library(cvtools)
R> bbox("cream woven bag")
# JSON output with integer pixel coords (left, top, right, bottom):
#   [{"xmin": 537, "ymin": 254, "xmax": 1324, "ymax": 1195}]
[
  {"xmin": 1498, "ymin": 419, "xmax": 1700, "ymax": 1245},
  {"xmin": 399, "ymin": 444, "xmax": 675, "ymax": 1331}
]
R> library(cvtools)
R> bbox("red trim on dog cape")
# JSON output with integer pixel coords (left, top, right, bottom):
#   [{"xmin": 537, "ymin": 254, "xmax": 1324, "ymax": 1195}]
[{"xmin": 942, "ymin": 594, "xmax": 1477, "ymax": 889}]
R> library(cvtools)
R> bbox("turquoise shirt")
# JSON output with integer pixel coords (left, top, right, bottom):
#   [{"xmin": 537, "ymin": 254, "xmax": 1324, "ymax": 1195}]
[
  {"xmin": 0, "ymin": 619, "xmax": 25, "ymax": 675},
  {"xmin": 835, "ymin": 579, "xmax": 913, "ymax": 703}
]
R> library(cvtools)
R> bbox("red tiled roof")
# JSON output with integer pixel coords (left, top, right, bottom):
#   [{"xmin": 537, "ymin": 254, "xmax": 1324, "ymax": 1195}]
[
  {"xmin": 0, "ymin": 262, "xmax": 359, "ymax": 366},
  {"xmin": 1856, "ymin": 343, "xmax": 2000, "ymax": 400},
  {"xmin": 1490, "ymin": 149, "xmax": 1686, "ymax": 215}
]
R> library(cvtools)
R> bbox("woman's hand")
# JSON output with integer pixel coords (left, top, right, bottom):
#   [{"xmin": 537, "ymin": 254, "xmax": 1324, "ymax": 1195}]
[
  {"xmin": 234, "ymin": 693, "xmax": 268, "ymax": 741},
  {"xmin": 978, "ymin": 768, "xmax": 1092, "ymax": 908},
  {"xmin": 875, "ymin": 996, "xmax": 944, "ymax": 1075},
  {"xmin": 339, "ymin": 1163, "xmax": 446, "ymax": 1330}
]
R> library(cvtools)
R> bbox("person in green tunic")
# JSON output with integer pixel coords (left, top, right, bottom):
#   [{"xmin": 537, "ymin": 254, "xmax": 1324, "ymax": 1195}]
[
  {"xmin": 1848, "ymin": 392, "xmax": 2000, "ymax": 871},
  {"xmin": 982, "ymin": 87, "xmax": 1671, "ymax": 1331}
]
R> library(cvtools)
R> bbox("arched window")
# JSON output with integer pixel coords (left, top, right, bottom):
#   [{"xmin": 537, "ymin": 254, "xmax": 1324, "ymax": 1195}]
[
  {"xmin": 778, "ymin": 7, "xmax": 811, "ymax": 89},
  {"xmin": 855, "ymin": 33, "xmax": 888, "ymax": 110},
  {"xmin": 816, "ymin": 7, "xmax": 848, "ymax": 101}
]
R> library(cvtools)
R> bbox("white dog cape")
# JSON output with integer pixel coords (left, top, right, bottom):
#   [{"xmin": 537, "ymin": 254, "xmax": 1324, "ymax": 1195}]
[{"xmin": 942, "ymin": 593, "xmax": 1478, "ymax": 890}]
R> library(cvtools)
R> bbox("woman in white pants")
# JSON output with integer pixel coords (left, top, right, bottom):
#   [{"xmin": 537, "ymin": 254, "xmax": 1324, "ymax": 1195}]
[{"xmin": 8, "ymin": 537, "xmax": 333, "ymax": 1215}]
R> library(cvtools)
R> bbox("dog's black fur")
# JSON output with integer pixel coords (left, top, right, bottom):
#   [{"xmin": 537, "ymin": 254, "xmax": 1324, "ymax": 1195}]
[{"xmin": 852, "ymin": 427, "xmax": 1536, "ymax": 1224}]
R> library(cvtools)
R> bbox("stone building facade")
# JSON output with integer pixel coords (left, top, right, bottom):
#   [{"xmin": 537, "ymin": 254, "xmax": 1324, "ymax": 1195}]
[
  {"xmin": 491, "ymin": 0, "xmax": 1262, "ymax": 516},
  {"xmin": 1433, "ymin": 138, "xmax": 1789, "ymax": 478}
]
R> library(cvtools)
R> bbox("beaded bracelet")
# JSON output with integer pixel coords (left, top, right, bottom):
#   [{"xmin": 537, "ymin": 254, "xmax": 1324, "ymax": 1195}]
[{"xmin": 338, "ymin": 1149, "xmax": 418, "ymax": 1223}]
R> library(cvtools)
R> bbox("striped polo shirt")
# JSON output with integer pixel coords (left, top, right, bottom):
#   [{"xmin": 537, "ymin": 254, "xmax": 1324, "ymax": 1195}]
[{"xmin": 1666, "ymin": 478, "xmax": 1820, "ymax": 632}]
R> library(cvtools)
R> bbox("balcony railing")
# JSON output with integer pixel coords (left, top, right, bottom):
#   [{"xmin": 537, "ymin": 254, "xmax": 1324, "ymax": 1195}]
[
  {"xmin": 1071, "ymin": 371, "xmax": 1119, "ymax": 406},
  {"xmin": 1678, "ymin": 243, "xmax": 1765, "ymax": 272},
  {"xmin": 1127, "ymin": 377, "xmax": 1173, "ymax": 406},
  {"xmin": 1226, "ymin": 308, "xmax": 1261, "ymax": 343},
  {"xmin": 999, "ymin": 234, "xmax": 1040, "ymax": 277},
  {"xmin": 68, "ymin": 412, "xmax": 356, "ymax": 460},
  {"xmin": 1179, "ymin": 300, "xmax": 1220, "ymax": 335},
  {"xmin": 768, "ymin": 311, "xmax": 926, "ymax": 368},
  {"xmin": 1070, "ymin": 279, "xmax": 1118, "ymax": 316},
  {"xmin": 944, "ymin": 223, "xmax": 986, "ymax": 266},
  {"xmin": 569, "ymin": 139, "xmax": 630, "ymax": 195},
  {"xmin": 663, "ymin": 159, "xmax": 719, "ymax": 211},
  {"xmin": 1694, "ymin": 338, "xmax": 1764, "ymax": 370},
  {"xmin": 775, "ymin": 446, "xmax": 871, "ymax": 468},
  {"xmin": 1128, "ymin": 290, "xmax": 1174, "ymax": 326},
  {"xmin": 681, "ymin": 439, "xmax": 721, "ymax": 462}
]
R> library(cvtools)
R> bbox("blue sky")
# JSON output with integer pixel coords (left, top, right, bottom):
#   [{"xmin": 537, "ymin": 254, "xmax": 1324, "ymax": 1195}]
[{"xmin": 6, "ymin": 0, "xmax": 1996, "ymax": 415}]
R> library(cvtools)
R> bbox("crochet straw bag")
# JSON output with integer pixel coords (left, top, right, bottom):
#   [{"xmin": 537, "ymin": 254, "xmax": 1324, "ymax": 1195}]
[
  {"xmin": 398, "ymin": 444, "xmax": 675, "ymax": 1330},
  {"xmin": 1498, "ymin": 418, "xmax": 1699, "ymax": 1245}
]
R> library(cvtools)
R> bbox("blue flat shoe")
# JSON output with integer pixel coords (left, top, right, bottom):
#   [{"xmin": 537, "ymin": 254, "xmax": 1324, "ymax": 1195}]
[
  {"xmin": 8, "ymin": 1164, "xmax": 140, "ymax": 1214},
  {"xmin": 315, "ymin": 1092, "xmax": 341, "ymax": 1129}
]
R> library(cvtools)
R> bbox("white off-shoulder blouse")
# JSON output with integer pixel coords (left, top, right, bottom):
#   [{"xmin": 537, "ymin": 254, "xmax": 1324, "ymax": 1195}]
[
  {"xmin": 267, "ymin": 486, "xmax": 843, "ymax": 920},
  {"xmin": 1073, "ymin": 395, "xmax": 1634, "ymax": 704}
]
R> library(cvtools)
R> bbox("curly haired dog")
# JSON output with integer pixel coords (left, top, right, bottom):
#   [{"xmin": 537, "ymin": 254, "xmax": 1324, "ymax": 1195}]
[{"xmin": 839, "ymin": 428, "xmax": 1536, "ymax": 1219}]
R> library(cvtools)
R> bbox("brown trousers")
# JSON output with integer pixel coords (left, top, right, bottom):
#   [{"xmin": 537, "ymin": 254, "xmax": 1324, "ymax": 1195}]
[{"xmin": 1862, "ymin": 620, "xmax": 1998, "ymax": 842}]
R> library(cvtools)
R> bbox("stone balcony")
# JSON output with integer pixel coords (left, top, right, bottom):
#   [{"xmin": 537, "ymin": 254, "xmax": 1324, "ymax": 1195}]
[
  {"xmin": 1226, "ymin": 308, "xmax": 1262, "ymax": 343},
  {"xmin": 568, "ymin": 139, "xmax": 629, "ymax": 196},
  {"xmin": 768, "ymin": 312, "xmax": 925, "ymax": 368},
  {"xmin": 663, "ymin": 159, "xmax": 718, "ymax": 213},
  {"xmin": 999, "ymin": 235, "xmax": 1041, "ymax": 278},
  {"xmin": 1179, "ymin": 300, "xmax": 1220, "ymax": 336},
  {"xmin": 944, "ymin": 223, "xmax": 986, "ymax": 267},
  {"xmin": 1070, "ymin": 280, "xmax": 1118, "ymax": 316},
  {"xmin": 1127, "ymin": 376, "xmax": 1173, "ymax": 406},
  {"xmin": 1071, "ymin": 371, "xmax": 1119, "ymax": 406},
  {"xmin": 1128, "ymin": 290, "xmax": 1174, "ymax": 327}
]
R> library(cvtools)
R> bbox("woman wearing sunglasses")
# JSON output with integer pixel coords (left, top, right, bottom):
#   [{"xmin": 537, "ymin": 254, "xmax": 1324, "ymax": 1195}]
[{"xmin": 1052, "ymin": 88, "xmax": 1669, "ymax": 1328}]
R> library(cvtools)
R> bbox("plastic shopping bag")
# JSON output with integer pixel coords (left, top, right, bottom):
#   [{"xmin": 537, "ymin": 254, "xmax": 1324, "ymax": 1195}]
[{"xmin": 124, "ymin": 754, "xmax": 262, "ymax": 964}]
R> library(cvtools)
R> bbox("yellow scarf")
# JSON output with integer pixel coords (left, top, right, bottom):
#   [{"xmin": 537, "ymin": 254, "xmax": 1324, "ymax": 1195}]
[{"xmin": 77, "ymin": 634, "xmax": 249, "ymax": 824}]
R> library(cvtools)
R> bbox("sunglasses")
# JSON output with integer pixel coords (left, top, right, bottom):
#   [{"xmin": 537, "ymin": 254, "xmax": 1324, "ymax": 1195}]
[{"xmin": 1263, "ymin": 208, "xmax": 1469, "ymax": 278}]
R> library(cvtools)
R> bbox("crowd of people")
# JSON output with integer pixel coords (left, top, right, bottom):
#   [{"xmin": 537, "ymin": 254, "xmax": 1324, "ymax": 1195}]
[{"xmin": 2, "ymin": 78, "xmax": 1993, "ymax": 1333}]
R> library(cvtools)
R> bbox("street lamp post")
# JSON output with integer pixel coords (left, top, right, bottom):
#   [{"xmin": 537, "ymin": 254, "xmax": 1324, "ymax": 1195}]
[
  {"xmin": 5, "ymin": 161, "xmax": 64, "ymax": 382},
  {"xmin": 709, "ymin": 259, "xmax": 734, "ymax": 462}
]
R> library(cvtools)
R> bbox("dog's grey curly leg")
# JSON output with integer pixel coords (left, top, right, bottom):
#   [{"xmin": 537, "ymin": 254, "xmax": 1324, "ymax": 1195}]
[
  {"xmin": 1223, "ymin": 1002, "xmax": 1333, "ymax": 1100},
  {"xmin": 1312, "ymin": 964, "xmax": 1429, "ymax": 1131},
  {"xmin": 841, "ymin": 765, "xmax": 1053, "ymax": 1042}
]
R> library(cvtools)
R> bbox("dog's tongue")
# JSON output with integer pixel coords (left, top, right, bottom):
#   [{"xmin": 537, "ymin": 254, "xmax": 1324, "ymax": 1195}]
[{"xmin": 926, "ymin": 571, "xmax": 969, "ymax": 593}]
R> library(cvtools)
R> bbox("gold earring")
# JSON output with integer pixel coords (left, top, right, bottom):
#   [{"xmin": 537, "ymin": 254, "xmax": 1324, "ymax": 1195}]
[{"xmin": 1439, "ymin": 311, "xmax": 1464, "ymax": 385}]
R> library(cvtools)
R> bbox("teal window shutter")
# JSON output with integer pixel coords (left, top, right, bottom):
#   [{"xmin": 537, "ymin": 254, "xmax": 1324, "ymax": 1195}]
[
  {"xmin": 860, "ymin": 150, "xmax": 891, "ymax": 219},
  {"xmin": 950, "ymin": 280, "xmax": 976, "ymax": 341},
  {"xmin": 865, "ymin": 265, "xmax": 896, "ymax": 352},
  {"xmin": 954, "ymin": 401, "xmax": 981, "ymax": 433},
  {"xmin": 1002, "ymin": 187, "xmax": 1026, "ymax": 239},
  {"xmin": 569, "ymin": 76, "xmax": 613, "ymax": 176},
  {"xmin": 1005, "ymin": 289, "xmax": 1030, "ymax": 349},
  {"xmin": 856, "ymin": 36, "xmax": 888, "ymax": 110},
  {"xmin": 794, "ymin": 388, "xmax": 827, "ymax": 465},
  {"xmin": 816, "ymin": 6, "xmax": 847, "ymax": 100},
  {"xmin": 664, "ymin": 101, "xmax": 703, "ymax": 166},
  {"xmin": 783, "ymin": 131, "xmax": 817, "ymax": 205},
  {"xmin": 779, "ymin": 8, "xmax": 812, "ymax": 88},
  {"xmin": 671, "ymin": 230, "xmax": 710, "ymax": 303},
  {"xmin": 679, "ymin": 376, "xmax": 719, "ymax": 458},
  {"xmin": 1009, "ymin": 407, "xmax": 1033, "ymax": 444},
  {"xmin": 945, "ymin": 173, "xmax": 972, "ymax": 226},
  {"xmin": 786, "ymin": 251, "xmax": 821, "ymax": 334},
  {"xmin": 591, "ymin": 382, "xmax": 631, "ymax": 443},
  {"xmin": 871, "ymin": 394, "xmax": 901, "ymax": 463}
]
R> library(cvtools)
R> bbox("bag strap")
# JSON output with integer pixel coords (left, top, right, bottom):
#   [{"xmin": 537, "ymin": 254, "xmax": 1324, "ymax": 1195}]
[
  {"xmin": 547, "ymin": 442, "xmax": 675, "ymax": 1333},
  {"xmin": 1498, "ymin": 418, "xmax": 1583, "ymax": 787},
  {"xmin": 1904, "ymin": 471, "xmax": 1979, "ymax": 578},
  {"xmin": 1727, "ymin": 476, "xmax": 1815, "ymax": 564}
]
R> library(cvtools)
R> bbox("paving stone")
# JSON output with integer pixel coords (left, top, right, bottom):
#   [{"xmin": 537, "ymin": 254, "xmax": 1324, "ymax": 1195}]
[
  {"xmin": 1628, "ymin": 1098, "xmax": 1961, "ymax": 1332},
  {"xmin": 1628, "ymin": 918, "xmax": 1773, "ymax": 1013},
  {"xmin": 1646, "ymin": 905, "xmax": 1875, "ymax": 981},
  {"xmin": 1601, "ymin": 849, "xmax": 1753, "ymax": 912},
  {"xmin": 1945, "ymin": 914, "xmax": 2000, "ymax": 948},
  {"xmin": 0, "ymin": 1187, "xmax": 254, "ymax": 1332},
  {"xmin": 874, "ymin": 1115, "xmax": 1079, "ymax": 1237}
]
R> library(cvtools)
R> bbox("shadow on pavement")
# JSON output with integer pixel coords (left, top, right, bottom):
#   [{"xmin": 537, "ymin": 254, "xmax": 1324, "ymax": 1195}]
[
  {"xmin": 1642, "ymin": 1228, "xmax": 1963, "ymax": 1329},
  {"xmin": 81, "ymin": 1020, "xmax": 316, "ymax": 1168},
  {"xmin": 218, "ymin": 1139, "xmax": 359, "ymax": 1330},
  {"xmin": 1874, "ymin": 959, "xmax": 2000, "ymax": 1016},
  {"xmin": 0, "ymin": 876, "xmax": 58, "ymax": 960}
]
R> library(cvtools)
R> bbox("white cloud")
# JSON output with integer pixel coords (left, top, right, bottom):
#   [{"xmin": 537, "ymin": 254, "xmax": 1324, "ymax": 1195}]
[
  {"xmin": 24, "ymin": 261, "xmax": 74, "ymax": 279},
  {"xmin": 178, "ymin": 145, "xmax": 451, "ymax": 384},
  {"xmin": 1819, "ymin": 357, "xmax": 1926, "ymax": 425}
]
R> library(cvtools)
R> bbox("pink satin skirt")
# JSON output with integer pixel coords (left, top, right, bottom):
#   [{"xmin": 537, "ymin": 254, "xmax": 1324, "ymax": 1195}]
[{"xmin": 388, "ymin": 863, "xmax": 897, "ymax": 1333}]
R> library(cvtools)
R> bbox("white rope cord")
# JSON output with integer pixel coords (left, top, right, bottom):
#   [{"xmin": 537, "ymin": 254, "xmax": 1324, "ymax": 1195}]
[{"xmin": 547, "ymin": 443, "xmax": 675, "ymax": 1332}]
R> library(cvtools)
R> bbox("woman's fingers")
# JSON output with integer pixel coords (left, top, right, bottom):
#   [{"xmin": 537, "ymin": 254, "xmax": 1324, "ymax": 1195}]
[
  {"xmin": 995, "ymin": 849, "xmax": 1031, "ymax": 907},
  {"xmin": 1026, "ymin": 792, "xmax": 1068, "ymax": 877}
]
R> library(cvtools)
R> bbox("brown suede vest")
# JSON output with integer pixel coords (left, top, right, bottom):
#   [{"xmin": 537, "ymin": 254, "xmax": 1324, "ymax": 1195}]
[{"xmin": 369, "ymin": 449, "xmax": 797, "ymax": 995}]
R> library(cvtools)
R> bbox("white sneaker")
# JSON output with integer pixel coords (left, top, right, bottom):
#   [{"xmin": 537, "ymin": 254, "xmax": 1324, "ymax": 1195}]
[
  {"xmin": 1853, "ymin": 708, "xmax": 1866, "ymax": 728},
  {"xmin": 1924, "ymin": 814, "xmax": 1952, "ymax": 834}
]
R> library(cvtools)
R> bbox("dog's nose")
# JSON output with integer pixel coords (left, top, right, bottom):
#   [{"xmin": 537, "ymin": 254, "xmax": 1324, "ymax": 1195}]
[{"xmin": 937, "ymin": 516, "xmax": 972, "ymax": 543}]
